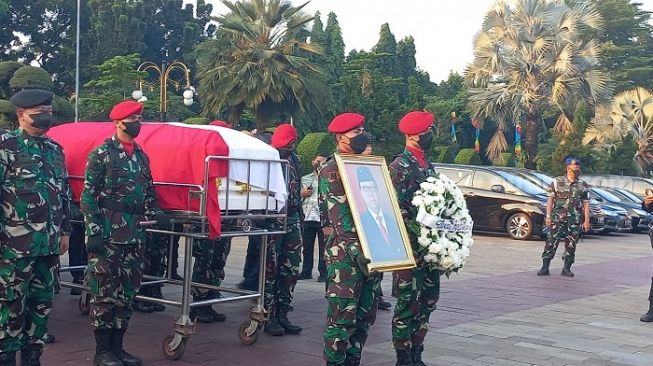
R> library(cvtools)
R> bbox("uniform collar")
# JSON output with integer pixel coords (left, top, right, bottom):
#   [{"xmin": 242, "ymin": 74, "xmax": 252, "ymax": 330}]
[{"xmin": 405, "ymin": 146, "xmax": 427, "ymax": 168}]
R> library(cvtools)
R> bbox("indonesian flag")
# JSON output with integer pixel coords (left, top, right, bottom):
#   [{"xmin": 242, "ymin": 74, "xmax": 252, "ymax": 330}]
[{"xmin": 48, "ymin": 122, "xmax": 287, "ymax": 238}]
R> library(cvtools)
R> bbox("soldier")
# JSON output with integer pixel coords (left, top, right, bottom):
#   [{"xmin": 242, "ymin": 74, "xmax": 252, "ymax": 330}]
[
  {"xmin": 263, "ymin": 123, "xmax": 303, "ymax": 336},
  {"xmin": 639, "ymin": 193, "xmax": 653, "ymax": 322},
  {"xmin": 537, "ymin": 156, "xmax": 590, "ymax": 277},
  {"xmin": 319, "ymin": 113, "xmax": 381, "ymax": 366},
  {"xmin": 389, "ymin": 111, "xmax": 440, "ymax": 366},
  {"xmin": 81, "ymin": 100, "xmax": 169, "ymax": 366},
  {"xmin": 133, "ymin": 232, "xmax": 168, "ymax": 313},
  {"xmin": 0, "ymin": 89, "xmax": 72, "ymax": 366}
]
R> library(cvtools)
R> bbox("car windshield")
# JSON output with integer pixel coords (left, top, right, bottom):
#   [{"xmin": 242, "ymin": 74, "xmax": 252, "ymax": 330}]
[
  {"xmin": 618, "ymin": 189, "xmax": 642, "ymax": 202},
  {"xmin": 592, "ymin": 187, "xmax": 622, "ymax": 203},
  {"xmin": 529, "ymin": 171, "xmax": 554, "ymax": 185},
  {"xmin": 495, "ymin": 171, "xmax": 548, "ymax": 196}
]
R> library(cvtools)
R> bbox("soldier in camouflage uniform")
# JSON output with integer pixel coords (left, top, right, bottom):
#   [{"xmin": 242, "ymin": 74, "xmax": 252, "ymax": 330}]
[
  {"xmin": 133, "ymin": 232, "xmax": 168, "ymax": 313},
  {"xmin": 389, "ymin": 111, "xmax": 440, "ymax": 366},
  {"xmin": 263, "ymin": 123, "xmax": 303, "ymax": 336},
  {"xmin": 319, "ymin": 113, "xmax": 381, "ymax": 366},
  {"xmin": 189, "ymin": 236, "xmax": 230, "ymax": 323},
  {"xmin": 81, "ymin": 100, "xmax": 169, "ymax": 366},
  {"xmin": 537, "ymin": 157, "xmax": 590, "ymax": 278},
  {"xmin": 0, "ymin": 89, "xmax": 72, "ymax": 366}
]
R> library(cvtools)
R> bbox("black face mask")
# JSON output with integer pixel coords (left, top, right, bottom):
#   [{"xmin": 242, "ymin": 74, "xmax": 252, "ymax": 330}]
[
  {"xmin": 278, "ymin": 148, "xmax": 292, "ymax": 158},
  {"xmin": 29, "ymin": 112, "xmax": 53, "ymax": 131},
  {"xmin": 347, "ymin": 133, "xmax": 369, "ymax": 154},
  {"xmin": 123, "ymin": 121, "xmax": 142, "ymax": 138},
  {"xmin": 417, "ymin": 132, "xmax": 434, "ymax": 150}
]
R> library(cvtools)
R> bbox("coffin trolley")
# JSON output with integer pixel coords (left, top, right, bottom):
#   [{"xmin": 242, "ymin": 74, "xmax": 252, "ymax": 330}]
[{"xmin": 49, "ymin": 123, "xmax": 289, "ymax": 359}]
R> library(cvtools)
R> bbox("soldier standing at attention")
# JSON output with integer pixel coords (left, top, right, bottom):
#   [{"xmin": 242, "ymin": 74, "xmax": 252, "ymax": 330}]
[
  {"xmin": 537, "ymin": 156, "xmax": 590, "ymax": 277},
  {"xmin": 263, "ymin": 123, "xmax": 303, "ymax": 336},
  {"xmin": 389, "ymin": 111, "xmax": 440, "ymax": 366},
  {"xmin": 0, "ymin": 89, "xmax": 72, "ymax": 366},
  {"xmin": 81, "ymin": 100, "xmax": 169, "ymax": 366},
  {"xmin": 319, "ymin": 113, "xmax": 381, "ymax": 366}
]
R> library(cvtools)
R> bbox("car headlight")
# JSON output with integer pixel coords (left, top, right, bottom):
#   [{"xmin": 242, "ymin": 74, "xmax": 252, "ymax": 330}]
[{"xmin": 634, "ymin": 209, "xmax": 647, "ymax": 216}]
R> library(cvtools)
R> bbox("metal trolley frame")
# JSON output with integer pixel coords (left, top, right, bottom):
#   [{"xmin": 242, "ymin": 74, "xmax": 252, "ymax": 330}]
[{"xmin": 60, "ymin": 155, "xmax": 288, "ymax": 360}]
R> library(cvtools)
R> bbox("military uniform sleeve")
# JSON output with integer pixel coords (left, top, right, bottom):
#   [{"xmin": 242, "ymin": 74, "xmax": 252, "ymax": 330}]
[
  {"xmin": 80, "ymin": 148, "xmax": 105, "ymax": 236},
  {"xmin": 548, "ymin": 180, "xmax": 556, "ymax": 197},
  {"xmin": 580, "ymin": 182, "xmax": 590, "ymax": 201},
  {"xmin": 141, "ymin": 153, "xmax": 162, "ymax": 217},
  {"xmin": 389, "ymin": 156, "xmax": 411, "ymax": 220},
  {"xmin": 317, "ymin": 166, "xmax": 331, "ymax": 228},
  {"xmin": 0, "ymin": 143, "xmax": 8, "ymax": 235},
  {"xmin": 60, "ymin": 162, "xmax": 73, "ymax": 234}
]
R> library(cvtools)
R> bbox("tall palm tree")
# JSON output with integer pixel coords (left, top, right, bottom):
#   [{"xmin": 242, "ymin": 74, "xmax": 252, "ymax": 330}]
[
  {"xmin": 196, "ymin": 0, "xmax": 327, "ymax": 131},
  {"xmin": 586, "ymin": 87, "xmax": 653, "ymax": 172},
  {"xmin": 464, "ymin": 0, "xmax": 612, "ymax": 168}
]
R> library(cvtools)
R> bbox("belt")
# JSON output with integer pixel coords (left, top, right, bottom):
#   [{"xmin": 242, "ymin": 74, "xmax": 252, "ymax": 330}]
[{"xmin": 98, "ymin": 198, "xmax": 145, "ymax": 215}]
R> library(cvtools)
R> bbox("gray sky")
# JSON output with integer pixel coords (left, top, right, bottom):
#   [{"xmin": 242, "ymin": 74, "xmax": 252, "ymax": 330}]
[{"xmin": 196, "ymin": 0, "xmax": 653, "ymax": 83}]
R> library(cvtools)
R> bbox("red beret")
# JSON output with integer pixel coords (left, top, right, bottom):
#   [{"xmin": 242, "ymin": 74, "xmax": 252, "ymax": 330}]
[
  {"xmin": 210, "ymin": 120, "xmax": 232, "ymax": 128},
  {"xmin": 271, "ymin": 123, "xmax": 297, "ymax": 149},
  {"xmin": 399, "ymin": 111, "xmax": 434, "ymax": 135},
  {"xmin": 328, "ymin": 113, "xmax": 365, "ymax": 133},
  {"xmin": 109, "ymin": 100, "xmax": 144, "ymax": 121}
]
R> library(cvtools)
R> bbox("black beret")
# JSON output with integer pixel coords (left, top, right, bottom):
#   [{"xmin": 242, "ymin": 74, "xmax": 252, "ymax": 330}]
[{"xmin": 10, "ymin": 89, "xmax": 54, "ymax": 108}]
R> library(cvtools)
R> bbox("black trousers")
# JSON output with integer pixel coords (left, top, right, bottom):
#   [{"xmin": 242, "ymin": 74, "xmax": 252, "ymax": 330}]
[
  {"xmin": 242, "ymin": 236, "xmax": 261, "ymax": 287},
  {"xmin": 68, "ymin": 222, "xmax": 87, "ymax": 281},
  {"xmin": 301, "ymin": 221, "xmax": 325, "ymax": 275}
]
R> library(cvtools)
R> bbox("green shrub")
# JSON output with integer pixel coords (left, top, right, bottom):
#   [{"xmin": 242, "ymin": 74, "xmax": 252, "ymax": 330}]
[
  {"xmin": 9, "ymin": 66, "xmax": 54, "ymax": 91},
  {"xmin": 454, "ymin": 148, "xmax": 482, "ymax": 165},
  {"xmin": 431, "ymin": 144, "xmax": 458, "ymax": 163},
  {"xmin": 183, "ymin": 117, "xmax": 209, "ymax": 125},
  {"xmin": 297, "ymin": 132, "xmax": 335, "ymax": 175},
  {"xmin": 493, "ymin": 152, "xmax": 515, "ymax": 167}
]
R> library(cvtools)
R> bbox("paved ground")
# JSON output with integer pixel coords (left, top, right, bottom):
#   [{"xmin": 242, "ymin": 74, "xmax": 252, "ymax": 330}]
[{"xmin": 44, "ymin": 231, "xmax": 653, "ymax": 366}]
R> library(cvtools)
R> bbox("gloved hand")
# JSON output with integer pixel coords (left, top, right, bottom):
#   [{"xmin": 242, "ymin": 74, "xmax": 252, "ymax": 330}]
[
  {"xmin": 155, "ymin": 212, "xmax": 171, "ymax": 227},
  {"xmin": 355, "ymin": 254, "xmax": 372, "ymax": 277},
  {"xmin": 86, "ymin": 234, "xmax": 104, "ymax": 254}
]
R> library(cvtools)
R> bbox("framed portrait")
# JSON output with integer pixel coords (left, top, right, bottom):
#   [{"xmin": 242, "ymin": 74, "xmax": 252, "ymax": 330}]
[{"xmin": 334, "ymin": 154, "xmax": 416, "ymax": 272}]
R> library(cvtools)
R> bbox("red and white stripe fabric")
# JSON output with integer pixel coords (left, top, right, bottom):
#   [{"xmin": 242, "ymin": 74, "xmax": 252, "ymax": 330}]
[{"xmin": 48, "ymin": 122, "xmax": 286, "ymax": 238}]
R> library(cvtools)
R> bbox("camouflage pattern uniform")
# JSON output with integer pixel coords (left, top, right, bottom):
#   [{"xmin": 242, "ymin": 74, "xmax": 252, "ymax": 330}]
[
  {"xmin": 542, "ymin": 176, "xmax": 589, "ymax": 262},
  {"xmin": 81, "ymin": 135, "xmax": 162, "ymax": 330},
  {"xmin": 191, "ymin": 237, "xmax": 231, "ymax": 298},
  {"xmin": 0, "ymin": 129, "xmax": 72, "ymax": 354},
  {"xmin": 389, "ymin": 149, "xmax": 440, "ymax": 354},
  {"xmin": 319, "ymin": 155, "xmax": 382, "ymax": 365},
  {"xmin": 264, "ymin": 152, "xmax": 303, "ymax": 316}
]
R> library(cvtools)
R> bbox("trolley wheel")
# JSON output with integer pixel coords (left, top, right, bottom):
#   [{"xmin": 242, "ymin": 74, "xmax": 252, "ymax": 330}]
[
  {"xmin": 238, "ymin": 321, "xmax": 260, "ymax": 345},
  {"xmin": 78, "ymin": 293, "xmax": 90, "ymax": 315},
  {"xmin": 162, "ymin": 334, "xmax": 187, "ymax": 360}
]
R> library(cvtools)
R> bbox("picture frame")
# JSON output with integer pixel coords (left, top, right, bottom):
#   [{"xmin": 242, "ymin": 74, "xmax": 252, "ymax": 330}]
[{"xmin": 334, "ymin": 153, "xmax": 416, "ymax": 272}]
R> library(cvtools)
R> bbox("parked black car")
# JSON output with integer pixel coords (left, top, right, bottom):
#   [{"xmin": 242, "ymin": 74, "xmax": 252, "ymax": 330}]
[
  {"xmin": 584, "ymin": 175, "xmax": 653, "ymax": 197},
  {"xmin": 433, "ymin": 164, "xmax": 546, "ymax": 240},
  {"xmin": 589, "ymin": 187, "xmax": 648, "ymax": 232}
]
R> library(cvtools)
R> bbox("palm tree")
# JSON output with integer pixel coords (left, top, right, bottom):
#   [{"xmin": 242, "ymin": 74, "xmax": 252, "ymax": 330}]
[
  {"xmin": 586, "ymin": 87, "xmax": 653, "ymax": 172},
  {"xmin": 196, "ymin": 0, "xmax": 327, "ymax": 131},
  {"xmin": 464, "ymin": 0, "xmax": 612, "ymax": 168}
]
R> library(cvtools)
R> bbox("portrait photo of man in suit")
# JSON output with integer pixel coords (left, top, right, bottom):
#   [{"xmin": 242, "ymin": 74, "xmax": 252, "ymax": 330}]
[{"xmin": 356, "ymin": 166, "xmax": 406, "ymax": 263}]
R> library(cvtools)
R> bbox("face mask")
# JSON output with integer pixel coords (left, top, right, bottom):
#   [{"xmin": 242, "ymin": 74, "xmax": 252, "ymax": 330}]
[
  {"xmin": 347, "ymin": 133, "xmax": 369, "ymax": 154},
  {"xmin": 417, "ymin": 132, "xmax": 434, "ymax": 150},
  {"xmin": 568, "ymin": 168, "xmax": 580, "ymax": 179},
  {"xmin": 123, "ymin": 121, "xmax": 142, "ymax": 138},
  {"xmin": 29, "ymin": 112, "xmax": 53, "ymax": 131},
  {"xmin": 278, "ymin": 148, "xmax": 292, "ymax": 158}
]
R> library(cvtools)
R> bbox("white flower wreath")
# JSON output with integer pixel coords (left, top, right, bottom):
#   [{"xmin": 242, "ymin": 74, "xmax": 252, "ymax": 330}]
[{"xmin": 410, "ymin": 174, "xmax": 474, "ymax": 276}]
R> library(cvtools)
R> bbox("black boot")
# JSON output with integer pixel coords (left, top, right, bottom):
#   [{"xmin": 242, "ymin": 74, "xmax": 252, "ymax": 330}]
[
  {"xmin": 537, "ymin": 258, "xmax": 551, "ymax": 276},
  {"xmin": 0, "ymin": 352, "xmax": 15, "ymax": 366},
  {"xmin": 346, "ymin": 357, "xmax": 360, "ymax": 366},
  {"xmin": 641, "ymin": 277, "xmax": 653, "ymax": 322},
  {"xmin": 264, "ymin": 309, "xmax": 285, "ymax": 336},
  {"xmin": 149, "ymin": 286, "xmax": 166, "ymax": 312},
  {"xmin": 560, "ymin": 258, "xmax": 574, "ymax": 277},
  {"xmin": 132, "ymin": 292, "xmax": 153, "ymax": 314},
  {"xmin": 412, "ymin": 344, "xmax": 427, "ymax": 366},
  {"xmin": 20, "ymin": 345, "xmax": 42, "ymax": 366},
  {"xmin": 111, "ymin": 329, "xmax": 142, "ymax": 366},
  {"xmin": 71, "ymin": 276, "xmax": 83, "ymax": 296},
  {"xmin": 378, "ymin": 296, "xmax": 392, "ymax": 310},
  {"xmin": 395, "ymin": 349, "xmax": 412, "ymax": 366},
  {"xmin": 190, "ymin": 295, "xmax": 214, "ymax": 323},
  {"xmin": 93, "ymin": 329, "xmax": 123, "ymax": 366},
  {"xmin": 277, "ymin": 308, "xmax": 302, "ymax": 334}
]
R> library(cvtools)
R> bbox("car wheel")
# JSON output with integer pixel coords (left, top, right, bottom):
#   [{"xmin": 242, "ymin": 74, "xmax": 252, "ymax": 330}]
[{"xmin": 506, "ymin": 212, "xmax": 533, "ymax": 240}]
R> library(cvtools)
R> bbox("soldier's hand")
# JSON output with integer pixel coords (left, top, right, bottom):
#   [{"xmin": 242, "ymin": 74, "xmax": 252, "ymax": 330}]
[
  {"xmin": 60, "ymin": 234, "xmax": 70, "ymax": 255},
  {"xmin": 644, "ymin": 195, "xmax": 653, "ymax": 207},
  {"xmin": 155, "ymin": 213, "xmax": 171, "ymax": 227},
  {"xmin": 545, "ymin": 217, "xmax": 552, "ymax": 228},
  {"xmin": 583, "ymin": 221, "xmax": 591, "ymax": 232},
  {"xmin": 86, "ymin": 234, "xmax": 104, "ymax": 254},
  {"xmin": 355, "ymin": 254, "xmax": 372, "ymax": 277}
]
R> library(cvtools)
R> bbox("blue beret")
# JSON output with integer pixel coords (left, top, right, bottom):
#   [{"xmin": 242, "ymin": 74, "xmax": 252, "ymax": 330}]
[
  {"xmin": 565, "ymin": 157, "xmax": 581, "ymax": 166},
  {"xmin": 10, "ymin": 89, "xmax": 54, "ymax": 108}
]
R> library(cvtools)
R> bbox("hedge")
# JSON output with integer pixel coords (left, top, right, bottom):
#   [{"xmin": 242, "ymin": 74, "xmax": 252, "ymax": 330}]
[
  {"xmin": 183, "ymin": 117, "xmax": 209, "ymax": 125},
  {"xmin": 297, "ymin": 132, "xmax": 335, "ymax": 175},
  {"xmin": 454, "ymin": 148, "xmax": 482, "ymax": 165},
  {"xmin": 493, "ymin": 152, "xmax": 515, "ymax": 167},
  {"xmin": 431, "ymin": 145, "xmax": 459, "ymax": 163}
]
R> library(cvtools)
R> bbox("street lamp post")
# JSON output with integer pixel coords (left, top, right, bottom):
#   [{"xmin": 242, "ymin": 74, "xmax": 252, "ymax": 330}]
[{"xmin": 134, "ymin": 61, "xmax": 194, "ymax": 122}]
